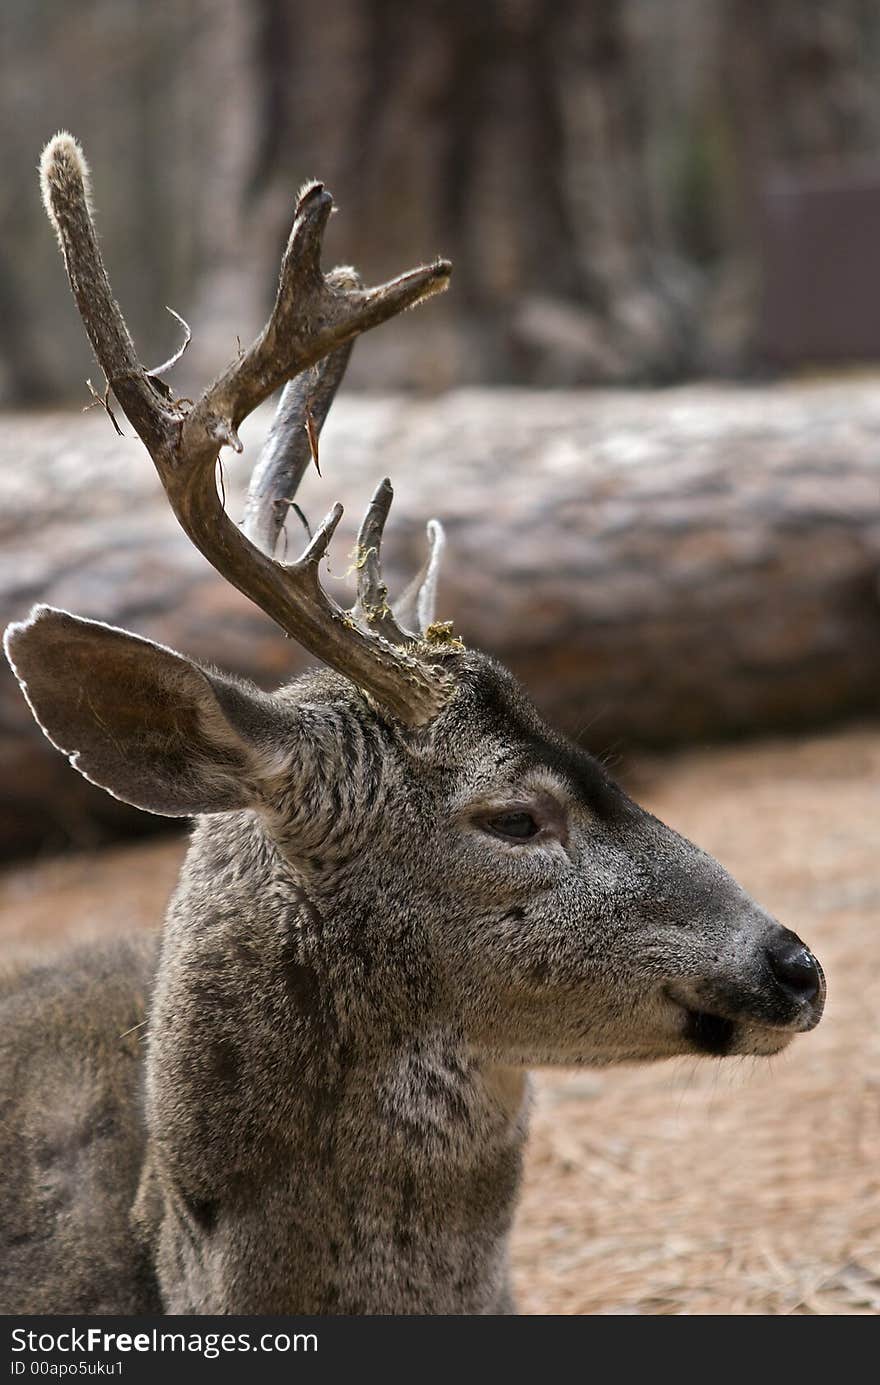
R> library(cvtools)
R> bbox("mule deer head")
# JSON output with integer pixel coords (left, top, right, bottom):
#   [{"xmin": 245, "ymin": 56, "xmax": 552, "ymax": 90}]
[{"xmin": 1, "ymin": 135, "xmax": 825, "ymax": 1315}]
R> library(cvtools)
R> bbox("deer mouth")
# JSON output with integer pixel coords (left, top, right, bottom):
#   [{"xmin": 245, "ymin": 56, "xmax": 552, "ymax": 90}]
[
  {"xmin": 670, "ymin": 998, "xmax": 795, "ymax": 1057},
  {"xmin": 667, "ymin": 983, "xmax": 820, "ymax": 1058},
  {"xmin": 681, "ymin": 1007, "xmax": 738, "ymax": 1056}
]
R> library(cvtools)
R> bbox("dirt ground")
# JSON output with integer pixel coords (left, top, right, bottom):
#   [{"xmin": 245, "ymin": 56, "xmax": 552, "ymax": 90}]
[{"xmin": 1, "ymin": 724, "xmax": 877, "ymax": 1315}]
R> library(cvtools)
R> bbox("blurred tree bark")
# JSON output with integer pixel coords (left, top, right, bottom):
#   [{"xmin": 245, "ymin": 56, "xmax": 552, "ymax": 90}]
[
  {"xmin": 722, "ymin": 1, "xmax": 880, "ymax": 254},
  {"xmin": 243, "ymin": 0, "xmax": 710, "ymax": 388},
  {"xmin": 0, "ymin": 0, "xmax": 259, "ymax": 404},
  {"xmin": 7, "ymin": 0, "xmax": 880, "ymax": 401},
  {"xmin": 725, "ymin": 0, "xmax": 880, "ymax": 166}
]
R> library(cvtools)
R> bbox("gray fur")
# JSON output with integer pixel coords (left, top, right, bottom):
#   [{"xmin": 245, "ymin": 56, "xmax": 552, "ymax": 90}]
[{"xmin": 0, "ymin": 615, "xmax": 825, "ymax": 1314}]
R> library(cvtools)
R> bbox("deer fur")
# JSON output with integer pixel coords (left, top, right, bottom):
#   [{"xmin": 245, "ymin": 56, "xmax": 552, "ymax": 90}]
[
  {"xmin": 1, "ymin": 621, "xmax": 825, "ymax": 1314},
  {"xmin": 0, "ymin": 133, "xmax": 825, "ymax": 1315}
]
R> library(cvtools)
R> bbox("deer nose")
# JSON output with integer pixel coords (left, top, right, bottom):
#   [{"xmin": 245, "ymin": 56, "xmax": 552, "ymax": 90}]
[{"xmin": 765, "ymin": 931, "xmax": 821, "ymax": 1003}]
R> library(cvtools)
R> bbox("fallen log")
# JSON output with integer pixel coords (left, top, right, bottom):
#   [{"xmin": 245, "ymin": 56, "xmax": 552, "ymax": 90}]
[{"xmin": 1, "ymin": 381, "xmax": 879, "ymax": 858}]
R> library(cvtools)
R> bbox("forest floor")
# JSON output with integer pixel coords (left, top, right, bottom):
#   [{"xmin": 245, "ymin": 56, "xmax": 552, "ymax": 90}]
[{"xmin": 1, "ymin": 724, "xmax": 877, "ymax": 1315}]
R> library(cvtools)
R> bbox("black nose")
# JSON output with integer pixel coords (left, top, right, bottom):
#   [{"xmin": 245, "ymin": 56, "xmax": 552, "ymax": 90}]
[{"xmin": 765, "ymin": 932, "xmax": 821, "ymax": 1002}]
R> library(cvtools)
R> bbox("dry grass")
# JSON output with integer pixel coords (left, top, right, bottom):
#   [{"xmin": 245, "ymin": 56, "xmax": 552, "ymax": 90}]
[{"xmin": 1, "ymin": 725, "xmax": 877, "ymax": 1315}]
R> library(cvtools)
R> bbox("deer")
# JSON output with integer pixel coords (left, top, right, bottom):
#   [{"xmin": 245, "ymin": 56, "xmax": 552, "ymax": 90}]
[{"xmin": 0, "ymin": 134, "xmax": 825, "ymax": 1316}]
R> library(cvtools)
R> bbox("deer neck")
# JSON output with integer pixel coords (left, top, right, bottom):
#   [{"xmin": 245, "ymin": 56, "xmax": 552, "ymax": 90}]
[{"xmin": 139, "ymin": 826, "xmax": 530, "ymax": 1312}]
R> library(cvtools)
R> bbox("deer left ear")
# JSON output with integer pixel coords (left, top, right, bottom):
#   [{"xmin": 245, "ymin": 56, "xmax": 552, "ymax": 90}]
[{"xmin": 4, "ymin": 606, "xmax": 292, "ymax": 817}]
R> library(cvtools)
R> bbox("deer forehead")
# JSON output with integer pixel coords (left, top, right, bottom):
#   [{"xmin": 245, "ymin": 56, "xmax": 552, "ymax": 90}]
[{"xmin": 271, "ymin": 656, "xmax": 629, "ymax": 827}]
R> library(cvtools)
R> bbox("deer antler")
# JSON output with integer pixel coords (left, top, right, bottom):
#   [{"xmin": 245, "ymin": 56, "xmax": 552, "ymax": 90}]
[{"xmin": 40, "ymin": 132, "xmax": 456, "ymax": 726}]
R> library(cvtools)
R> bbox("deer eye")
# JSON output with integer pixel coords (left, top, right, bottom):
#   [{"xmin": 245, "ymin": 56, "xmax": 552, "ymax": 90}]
[{"xmin": 485, "ymin": 811, "xmax": 540, "ymax": 841}]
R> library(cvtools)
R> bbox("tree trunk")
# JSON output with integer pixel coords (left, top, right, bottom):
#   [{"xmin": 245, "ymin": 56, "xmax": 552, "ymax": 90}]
[
  {"xmin": 245, "ymin": 0, "xmax": 708, "ymax": 388},
  {"xmin": 2, "ymin": 381, "xmax": 879, "ymax": 859},
  {"xmin": 8, "ymin": 0, "xmax": 880, "ymax": 399}
]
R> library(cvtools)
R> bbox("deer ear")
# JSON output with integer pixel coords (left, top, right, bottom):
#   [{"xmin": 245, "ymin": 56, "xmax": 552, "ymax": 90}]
[{"xmin": 3, "ymin": 606, "xmax": 290, "ymax": 817}]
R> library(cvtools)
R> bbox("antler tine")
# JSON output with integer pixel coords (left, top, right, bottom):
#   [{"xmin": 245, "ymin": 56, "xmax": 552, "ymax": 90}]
[
  {"xmin": 298, "ymin": 501, "xmax": 344, "ymax": 567},
  {"xmin": 243, "ymin": 338, "xmax": 354, "ymax": 558},
  {"xmin": 184, "ymin": 185, "xmax": 451, "ymax": 463},
  {"xmin": 393, "ymin": 519, "xmax": 447, "ymax": 634},
  {"xmin": 418, "ymin": 519, "xmax": 447, "ymax": 631},
  {"xmin": 40, "ymin": 134, "xmax": 175, "ymax": 454},
  {"xmin": 351, "ymin": 479, "xmax": 413, "ymax": 644},
  {"xmin": 40, "ymin": 132, "xmax": 456, "ymax": 727}
]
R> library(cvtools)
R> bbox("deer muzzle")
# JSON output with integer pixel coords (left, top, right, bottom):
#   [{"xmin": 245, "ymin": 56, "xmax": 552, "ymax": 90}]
[{"xmin": 666, "ymin": 922, "xmax": 826, "ymax": 1056}]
